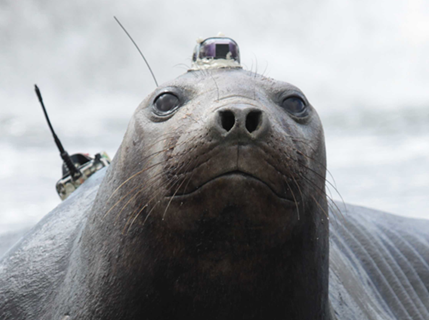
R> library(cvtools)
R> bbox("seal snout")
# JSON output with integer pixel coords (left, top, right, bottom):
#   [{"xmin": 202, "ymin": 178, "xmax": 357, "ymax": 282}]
[{"xmin": 215, "ymin": 105, "xmax": 268, "ymax": 140}]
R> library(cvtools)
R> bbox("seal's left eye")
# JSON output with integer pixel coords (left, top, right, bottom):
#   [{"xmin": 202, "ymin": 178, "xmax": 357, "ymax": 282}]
[
  {"xmin": 154, "ymin": 93, "xmax": 180, "ymax": 115},
  {"xmin": 281, "ymin": 97, "xmax": 307, "ymax": 116}
]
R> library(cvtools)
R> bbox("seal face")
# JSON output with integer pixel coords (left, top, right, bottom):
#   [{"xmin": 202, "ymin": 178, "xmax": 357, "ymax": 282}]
[{"xmin": 107, "ymin": 68, "xmax": 327, "ymax": 239}]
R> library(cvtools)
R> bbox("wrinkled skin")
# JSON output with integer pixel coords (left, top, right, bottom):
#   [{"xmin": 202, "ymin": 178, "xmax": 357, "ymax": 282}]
[{"xmin": 1, "ymin": 69, "xmax": 428, "ymax": 320}]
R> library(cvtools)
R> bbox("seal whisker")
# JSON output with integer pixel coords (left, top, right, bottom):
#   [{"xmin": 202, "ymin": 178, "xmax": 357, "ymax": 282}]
[
  {"xmin": 125, "ymin": 188, "xmax": 165, "ymax": 230},
  {"xmin": 180, "ymin": 111, "xmax": 205, "ymax": 127},
  {"xmin": 136, "ymin": 202, "xmax": 157, "ymax": 230},
  {"xmin": 194, "ymin": 64, "xmax": 209, "ymax": 78},
  {"xmin": 249, "ymin": 59, "xmax": 254, "ymax": 75},
  {"xmin": 299, "ymin": 161, "xmax": 345, "ymax": 217},
  {"xmin": 140, "ymin": 137, "xmax": 194, "ymax": 162},
  {"xmin": 128, "ymin": 164, "xmax": 186, "ymax": 230},
  {"xmin": 126, "ymin": 202, "xmax": 147, "ymax": 227},
  {"xmin": 296, "ymin": 170, "xmax": 344, "ymax": 221},
  {"xmin": 309, "ymin": 193, "xmax": 330, "ymax": 221},
  {"xmin": 173, "ymin": 63, "xmax": 191, "ymax": 71},
  {"xmin": 282, "ymin": 144, "xmax": 345, "ymax": 211},
  {"xmin": 162, "ymin": 172, "xmax": 189, "ymax": 221},
  {"xmin": 121, "ymin": 152, "xmax": 198, "ymax": 230},
  {"xmin": 183, "ymin": 113, "xmax": 203, "ymax": 126},
  {"xmin": 251, "ymin": 53, "xmax": 258, "ymax": 79},
  {"xmin": 275, "ymin": 150, "xmax": 333, "ymax": 210},
  {"xmin": 126, "ymin": 196, "xmax": 162, "ymax": 233},
  {"xmin": 254, "ymin": 83, "xmax": 256, "ymax": 101},
  {"xmin": 106, "ymin": 137, "xmax": 193, "ymax": 203},
  {"xmin": 291, "ymin": 175, "xmax": 305, "ymax": 213},
  {"xmin": 106, "ymin": 160, "xmax": 168, "ymax": 203},
  {"xmin": 106, "ymin": 165, "xmax": 184, "ymax": 221},
  {"xmin": 326, "ymin": 197, "xmax": 345, "ymax": 221},
  {"xmin": 182, "ymin": 163, "xmax": 198, "ymax": 194},
  {"xmin": 209, "ymin": 71, "xmax": 220, "ymax": 102},
  {"xmin": 123, "ymin": 159, "xmax": 194, "ymax": 233},
  {"xmin": 103, "ymin": 184, "xmax": 141, "ymax": 219},
  {"xmin": 161, "ymin": 152, "xmax": 204, "ymax": 221},
  {"xmin": 255, "ymin": 57, "xmax": 258, "ymax": 78},
  {"xmin": 142, "ymin": 131, "xmax": 186, "ymax": 151},
  {"xmin": 293, "ymin": 147, "xmax": 340, "ymax": 196},
  {"xmin": 261, "ymin": 60, "xmax": 269, "ymax": 78},
  {"xmin": 277, "ymin": 134, "xmax": 340, "ymax": 194},
  {"xmin": 122, "ymin": 172, "xmax": 179, "ymax": 232},
  {"xmin": 284, "ymin": 178, "xmax": 300, "ymax": 220},
  {"xmin": 116, "ymin": 186, "xmax": 150, "ymax": 222}
]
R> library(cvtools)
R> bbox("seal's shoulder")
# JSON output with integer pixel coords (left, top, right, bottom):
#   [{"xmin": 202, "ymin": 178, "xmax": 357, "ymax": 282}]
[
  {"xmin": 0, "ymin": 169, "xmax": 105, "ymax": 318},
  {"xmin": 0, "ymin": 229, "xmax": 31, "ymax": 258},
  {"xmin": 329, "ymin": 203, "xmax": 429, "ymax": 320},
  {"xmin": 332, "ymin": 203, "xmax": 429, "ymax": 255}
]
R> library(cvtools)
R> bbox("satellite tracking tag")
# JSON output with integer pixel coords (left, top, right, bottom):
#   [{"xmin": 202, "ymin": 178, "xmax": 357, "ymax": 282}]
[
  {"xmin": 190, "ymin": 36, "xmax": 242, "ymax": 70},
  {"xmin": 34, "ymin": 85, "xmax": 111, "ymax": 200}
]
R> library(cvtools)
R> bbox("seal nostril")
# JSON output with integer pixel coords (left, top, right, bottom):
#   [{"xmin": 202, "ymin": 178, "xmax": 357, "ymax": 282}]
[
  {"xmin": 246, "ymin": 111, "xmax": 262, "ymax": 133},
  {"xmin": 220, "ymin": 111, "xmax": 235, "ymax": 132}
]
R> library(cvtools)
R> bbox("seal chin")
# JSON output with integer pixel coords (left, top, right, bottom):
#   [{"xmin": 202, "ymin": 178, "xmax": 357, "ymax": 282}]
[{"xmin": 170, "ymin": 170, "xmax": 297, "ymax": 204}]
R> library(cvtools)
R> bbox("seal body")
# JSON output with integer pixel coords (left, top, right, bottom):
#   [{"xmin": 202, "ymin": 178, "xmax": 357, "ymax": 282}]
[{"xmin": 1, "ymin": 69, "xmax": 428, "ymax": 320}]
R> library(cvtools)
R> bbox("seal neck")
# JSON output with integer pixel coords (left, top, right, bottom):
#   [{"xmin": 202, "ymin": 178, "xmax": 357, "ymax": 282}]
[{"xmin": 70, "ymin": 194, "xmax": 334, "ymax": 319}]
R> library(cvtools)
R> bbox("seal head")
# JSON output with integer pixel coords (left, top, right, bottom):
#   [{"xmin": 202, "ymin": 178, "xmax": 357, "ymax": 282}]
[{"xmin": 55, "ymin": 64, "xmax": 331, "ymax": 319}]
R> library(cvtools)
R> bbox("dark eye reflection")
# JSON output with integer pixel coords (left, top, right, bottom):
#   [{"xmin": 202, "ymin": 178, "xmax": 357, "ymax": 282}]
[
  {"xmin": 281, "ymin": 97, "xmax": 307, "ymax": 116},
  {"xmin": 154, "ymin": 93, "xmax": 180, "ymax": 115}
]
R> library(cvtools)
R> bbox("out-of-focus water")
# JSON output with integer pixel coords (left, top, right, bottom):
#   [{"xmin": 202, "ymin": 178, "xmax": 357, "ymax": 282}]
[{"xmin": 1, "ymin": 0, "xmax": 428, "ymax": 233}]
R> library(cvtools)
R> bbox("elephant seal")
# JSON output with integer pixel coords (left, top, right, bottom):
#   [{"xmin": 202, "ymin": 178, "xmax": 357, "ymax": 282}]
[{"xmin": 1, "ymin": 39, "xmax": 429, "ymax": 320}]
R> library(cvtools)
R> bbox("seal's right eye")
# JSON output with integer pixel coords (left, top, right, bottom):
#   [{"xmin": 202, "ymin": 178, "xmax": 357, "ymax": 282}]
[
  {"xmin": 153, "ymin": 93, "xmax": 180, "ymax": 115},
  {"xmin": 281, "ymin": 96, "xmax": 308, "ymax": 117}
]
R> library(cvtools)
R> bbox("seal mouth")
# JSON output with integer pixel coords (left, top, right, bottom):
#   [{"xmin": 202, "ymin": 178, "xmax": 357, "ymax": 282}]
[{"xmin": 172, "ymin": 170, "xmax": 297, "ymax": 202}]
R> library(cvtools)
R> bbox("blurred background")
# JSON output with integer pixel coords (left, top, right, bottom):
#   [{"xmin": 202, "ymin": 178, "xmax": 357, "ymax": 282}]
[{"xmin": 1, "ymin": 0, "xmax": 428, "ymax": 233}]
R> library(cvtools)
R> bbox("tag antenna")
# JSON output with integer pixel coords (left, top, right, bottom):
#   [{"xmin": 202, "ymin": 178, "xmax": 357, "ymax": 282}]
[
  {"xmin": 34, "ymin": 84, "xmax": 82, "ymax": 179},
  {"xmin": 114, "ymin": 16, "xmax": 158, "ymax": 87}
]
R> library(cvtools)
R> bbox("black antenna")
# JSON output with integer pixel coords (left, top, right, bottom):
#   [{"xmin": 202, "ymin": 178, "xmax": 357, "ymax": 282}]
[
  {"xmin": 34, "ymin": 85, "xmax": 82, "ymax": 179},
  {"xmin": 114, "ymin": 16, "xmax": 158, "ymax": 87}
]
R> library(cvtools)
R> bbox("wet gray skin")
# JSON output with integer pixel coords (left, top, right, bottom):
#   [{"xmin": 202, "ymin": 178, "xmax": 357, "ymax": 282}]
[{"xmin": 1, "ymin": 69, "xmax": 428, "ymax": 320}]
